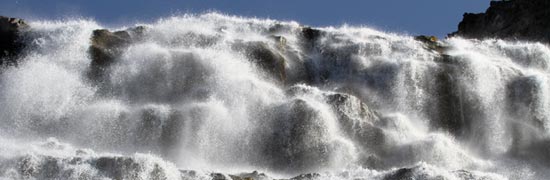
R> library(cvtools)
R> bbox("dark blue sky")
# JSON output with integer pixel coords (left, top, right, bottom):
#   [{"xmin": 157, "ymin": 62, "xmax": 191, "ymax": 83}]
[{"xmin": 1, "ymin": 0, "xmax": 490, "ymax": 37}]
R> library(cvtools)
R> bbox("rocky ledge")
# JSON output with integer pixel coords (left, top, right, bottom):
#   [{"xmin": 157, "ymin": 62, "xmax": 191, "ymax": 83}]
[
  {"xmin": 0, "ymin": 16, "xmax": 28, "ymax": 66},
  {"xmin": 450, "ymin": 0, "xmax": 550, "ymax": 43}
]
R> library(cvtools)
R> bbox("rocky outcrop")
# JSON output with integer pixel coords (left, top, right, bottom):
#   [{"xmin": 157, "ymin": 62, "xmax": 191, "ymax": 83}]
[
  {"xmin": 88, "ymin": 26, "xmax": 146, "ymax": 81},
  {"xmin": 299, "ymin": 26, "xmax": 323, "ymax": 52},
  {"xmin": 0, "ymin": 16, "xmax": 29, "ymax": 66},
  {"xmin": 451, "ymin": 0, "xmax": 550, "ymax": 43},
  {"xmin": 261, "ymin": 98, "xmax": 334, "ymax": 173},
  {"xmin": 382, "ymin": 166, "xmax": 500, "ymax": 180},
  {"xmin": 233, "ymin": 41, "xmax": 287, "ymax": 83},
  {"xmin": 285, "ymin": 85, "xmax": 385, "ymax": 169},
  {"xmin": 206, "ymin": 171, "xmax": 271, "ymax": 180},
  {"xmin": 300, "ymin": 27, "xmax": 322, "ymax": 43},
  {"xmin": 414, "ymin": 35, "xmax": 449, "ymax": 54},
  {"xmin": 94, "ymin": 156, "xmax": 169, "ymax": 179}
]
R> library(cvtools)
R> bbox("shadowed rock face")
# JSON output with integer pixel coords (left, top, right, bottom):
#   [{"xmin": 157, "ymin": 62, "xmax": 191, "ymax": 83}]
[
  {"xmin": 450, "ymin": 0, "xmax": 550, "ymax": 42},
  {"xmin": 233, "ymin": 41, "xmax": 287, "ymax": 83},
  {"xmin": 88, "ymin": 26, "xmax": 146, "ymax": 81},
  {"xmin": 0, "ymin": 16, "xmax": 28, "ymax": 66}
]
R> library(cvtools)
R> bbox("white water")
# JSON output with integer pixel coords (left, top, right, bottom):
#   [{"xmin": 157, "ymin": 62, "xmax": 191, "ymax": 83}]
[{"xmin": 1, "ymin": 13, "xmax": 550, "ymax": 179}]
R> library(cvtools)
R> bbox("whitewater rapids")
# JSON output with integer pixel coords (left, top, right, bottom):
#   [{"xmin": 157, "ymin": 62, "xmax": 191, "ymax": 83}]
[{"xmin": 1, "ymin": 13, "xmax": 549, "ymax": 179}]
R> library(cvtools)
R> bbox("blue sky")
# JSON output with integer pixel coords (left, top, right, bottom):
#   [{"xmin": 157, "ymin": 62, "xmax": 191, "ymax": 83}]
[{"xmin": 1, "ymin": 0, "xmax": 490, "ymax": 37}]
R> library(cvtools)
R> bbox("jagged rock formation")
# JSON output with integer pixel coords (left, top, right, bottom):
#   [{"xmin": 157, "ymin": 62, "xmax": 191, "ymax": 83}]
[
  {"xmin": 0, "ymin": 16, "xmax": 28, "ymax": 66},
  {"xmin": 451, "ymin": 0, "xmax": 550, "ymax": 42}
]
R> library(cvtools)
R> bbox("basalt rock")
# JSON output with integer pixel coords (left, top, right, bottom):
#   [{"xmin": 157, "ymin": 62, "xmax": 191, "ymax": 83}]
[
  {"xmin": 450, "ymin": 0, "xmax": 550, "ymax": 43},
  {"xmin": 0, "ymin": 16, "xmax": 29, "ymax": 66}
]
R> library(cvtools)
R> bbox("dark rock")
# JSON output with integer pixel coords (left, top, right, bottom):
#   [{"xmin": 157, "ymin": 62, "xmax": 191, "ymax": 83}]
[
  {"xmin": 94, "ymin": 156, "xmax": 168, "ymax": 180},
  {"xmin": 300, "ymin": 34, "xmax": 362, "ymax": 84},
  {"xmin": 290, "ymin": 173, "xmax": 321, "ymax": 180},
  {"xmin": 207, "ymin": 171, "xmax": 270, "ymax": 180},
  {"xmin": 88, "ymin": 26, "xmax": 147, "ymax": 81},
  {"xmin": 94, "ymin": 157, "xmax": 142, "ymax": 179},
  {"xmin": 269, "ymin": 35, "xmax": 287, "ymax": 50},
  {"xmin": 268, "ymin": 23, "xmax": 292, "ymax": 34},
  {"xmin": 299, "ymin": 26, "xmax": 323, "ymax": 51},
  {"xmin": 383, "ymin": 166, "xmax": 495, "ymax": 180},
  {"xmin": 506, "ymin": 76, "xmax": 545, "ymax": 129},
  {"xmin": 431, "ymin": 65, "xmax": 468, "ymax": 137},
  {"xmin": 325, "ymin": 93, "xmax": 384, "ymax": 145},
  {"xmin": 383, "ymin": 167, "xmax": 417, "ymax": 180},
  {"xmin": 232, "ymin": 171, "xmax": 270, "ymax": 180},
  {"xmin": 286, "ymin": 86, "xmax": 385, "ymax": 168},
  {"xmin": 211, "ymin": 173, "xmax": 229, "ymax": 180},
  {"xmin": 234, "ymin": 41, "xmax": 286, "ymax": 83},
  {"xmin": 135, "ymin": 108, "xmax": 164, "ymax": 150},
  {"xmin": 505, "ymin": 76, "xmax": 550, "ymax": 163},
  {"xmin": 423, "ymin": 58, "xmax": 494, "ymax": 143},
  {"xmin": 0, "ymin": 16, "xmax": 29, "ymax": 66},
  {"xmin": 325, "ymin": 93, "xmax": 379, "ymax": 122},
  {"xmin": 450, "ymin": 0, "xmax": 550, "ymax": 43},
  {"xmin": 414, "ymin": 35, "xmax": 449, "ymax": 54},
  {"xmin": 261, "ymin": 99, "xmax": 333, "ymax": 173},
  {"xmin": 300, "ymin": 27, "xmax": 321, "ymax": 42}
]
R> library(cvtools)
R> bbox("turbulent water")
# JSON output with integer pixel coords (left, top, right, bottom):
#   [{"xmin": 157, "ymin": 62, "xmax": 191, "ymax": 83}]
[{"xmin": 1, "ymin": 13, "xmax": 550, "ymax": 179}]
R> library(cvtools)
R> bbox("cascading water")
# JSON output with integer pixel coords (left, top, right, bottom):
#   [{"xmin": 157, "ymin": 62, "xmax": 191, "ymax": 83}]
[{"xmin": 1, "ymin": 13, "xmax": 550, "ymax": 179}]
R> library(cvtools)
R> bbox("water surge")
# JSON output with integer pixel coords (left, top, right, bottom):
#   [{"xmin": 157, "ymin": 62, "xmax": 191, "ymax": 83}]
[{"xmin": 1, "ymin": 13, "xmax": 550, "ymax": 179}]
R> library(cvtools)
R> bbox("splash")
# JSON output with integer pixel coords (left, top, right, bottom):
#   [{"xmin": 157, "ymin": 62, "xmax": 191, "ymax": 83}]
[{"xmin": 1, "ymin": 13, "xmax": 549, "ymax": 179}]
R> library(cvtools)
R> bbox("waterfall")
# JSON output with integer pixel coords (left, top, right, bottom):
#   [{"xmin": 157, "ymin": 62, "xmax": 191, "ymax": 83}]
[{"xmin": 1, "ymin": 13, "xmax": 550, "ymax": 179}]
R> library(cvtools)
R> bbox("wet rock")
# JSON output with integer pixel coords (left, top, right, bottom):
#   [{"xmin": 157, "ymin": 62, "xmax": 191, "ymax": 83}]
[
  {"xmin": 299, "ymin": 26, "xmax": 323, "ymax": 52},
  {"xmin": 269, "ymin": 35, "xmax": 287, "ymax": 50},
  {"xmin": 326, "ymin": 93, "xmax": 380, "ymax": 123},
  {"xmin": 199, "ymin": 171, "xmax": 271, "ymax": 180},
  {"xmin": 506, "ymin": 76, "xmax": 545, "ymax": 128},
  {"xmin": 235, "ymin": 41, "xmax": 286, "ymax": 83},
  {"xmin": 450, "ymin": 0, "xmax": 550, "ymax": 43},
  {"xmin": 0, "ymin": 16, "xmax": 29, "ymax": 66},
  {"xmin": 324, "ymin": 93, "xmax": 384, "ymax": 149},
  {"xmin": 414, "ymin": 35, "xmax": 449, "ymax": 54},
  {"xmin": 431, "ymin": 66, "xmax": 468, "ymax": 136},
  {"xmin": 383, "ymin": 167, "xmax": 418, "ymax": 180},
  {"xmin": 231, "ymin": 171, "xmax": 270, "ymax": 180},
  {"xmin": 88, "ymin": 26, "xmax": 147, "ymax": 81},
  {"xmin": 383, "ymin": 166, "xmax": 496, "ymax": 180},
  {"xmin": 261, "ymin": 99, "xmax": 333, "ymax": 174},
  {"xmin": 94, "ymin": 156, "xmax": 168, "ymax": 180},
  {"xmin": 300, "ymin": 26, "xmax": 321, "ymax": 42},
  {"xmin": 424, "ymin": 60, "xmax": 491, "ymax": 140},
  {"xmin": 268, "ymin": 23, "xmax": 292, "ymax": 34},
  {"xmin": 211, "ymin": 173, "xmax": 230, "ymax": 180},
  {"xmin": 135, "ymin": 108, "xmax": 164, "ymax": 150},
  {"xmin": 505, "ymin": 76, "xmax": 550, "ymax": 162},
  {"xmin": 94, "ymin": 157, "xmax": 142, "ymax": 179},
  {"xmin": 286, "ymin": 86, "xmax": 385, "ymax": 168},
  {"xmin": 290, "ymin": 173, "xmax": 321, "ymax": 180}
]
